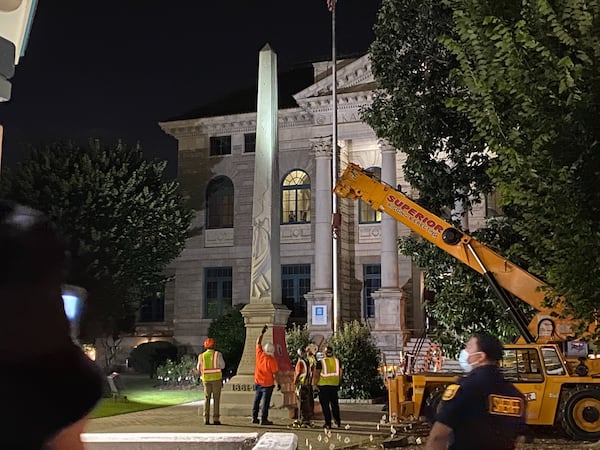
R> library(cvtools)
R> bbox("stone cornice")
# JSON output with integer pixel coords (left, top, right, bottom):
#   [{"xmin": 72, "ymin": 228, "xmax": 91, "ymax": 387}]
[
  {"xmin": 297, "ymin": 90, "xmax": 374, "ymax": 125},
  {"xmin": 159, "ymin": 54, "xmax": 374, "ymax": 139},
  {"xmin": 159, "ymin": 108, "xmax": 313, "ymax": 138}
]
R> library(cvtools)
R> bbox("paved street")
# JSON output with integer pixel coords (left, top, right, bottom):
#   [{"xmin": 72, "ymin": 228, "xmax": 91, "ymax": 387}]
[{"xmin": 85, "ymin": 400, "xmax": 401, "ymax": 449}]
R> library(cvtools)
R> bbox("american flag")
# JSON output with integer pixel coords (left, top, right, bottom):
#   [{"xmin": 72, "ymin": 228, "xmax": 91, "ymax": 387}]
[{"xmin": 327, "ymin": 0, "xmax": 336, "ymax": 12}]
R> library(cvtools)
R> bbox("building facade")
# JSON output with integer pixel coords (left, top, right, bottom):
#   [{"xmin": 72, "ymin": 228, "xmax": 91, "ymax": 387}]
[{"xmin": 123, "ymin": 52, "xmax": 487, "ymax": 366}]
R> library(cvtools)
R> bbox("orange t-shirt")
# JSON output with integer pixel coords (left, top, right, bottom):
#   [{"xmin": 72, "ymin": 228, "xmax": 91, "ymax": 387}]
[{"xmin": 255, "ymin": 344, "xmax": 279, "ymax": 386}]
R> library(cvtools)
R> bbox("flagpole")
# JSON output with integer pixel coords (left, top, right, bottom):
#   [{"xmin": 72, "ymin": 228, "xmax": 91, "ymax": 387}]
[{"xmin": 331, "ymin": 0, "xmax": 340, "ymax": 333}]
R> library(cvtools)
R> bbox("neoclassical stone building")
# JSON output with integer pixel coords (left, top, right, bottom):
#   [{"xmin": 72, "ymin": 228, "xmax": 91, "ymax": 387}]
[{"xmin": 126, "ymin": 52, "xmax": 487, "ymax": 366}]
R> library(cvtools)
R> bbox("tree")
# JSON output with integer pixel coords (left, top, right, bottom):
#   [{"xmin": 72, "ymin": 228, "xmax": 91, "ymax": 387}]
[
  {"xmin": 0, "ymin": 139, "xmax": 192, "ymax": 340},
  {"xmin": 363, "ymin": 0, "xmax": 492, "ymax": 214},
  {"xmin": 443, "ymin": 0, "xmax": 600, "ymax": 332},
  {"xmin": 364, "ymin": 0, "xmax": 516, "ymax": 347},
  {"xmin": 207, "ymin": 306, "xmax": 246, "ymax": 378},
  {"xmin": 399, "ymin": 219, "xmax": 527, "ymax": 356}
]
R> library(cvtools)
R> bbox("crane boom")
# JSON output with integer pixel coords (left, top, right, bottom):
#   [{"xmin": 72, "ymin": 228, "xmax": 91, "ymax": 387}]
[{"xmin": 334, "ymin": 163, "xmax": 580, "ymax": 342}]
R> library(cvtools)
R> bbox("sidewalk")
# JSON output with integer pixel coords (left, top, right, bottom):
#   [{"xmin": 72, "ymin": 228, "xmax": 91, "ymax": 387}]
[{"xmin": 85, "ymin": 400, "xmax": 417, "ymax": 449}]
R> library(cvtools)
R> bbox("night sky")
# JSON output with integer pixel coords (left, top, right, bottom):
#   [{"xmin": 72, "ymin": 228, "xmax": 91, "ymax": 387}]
[{"xmin": 1, "ymin": 1, "xmax": 381, "ymax": 179}]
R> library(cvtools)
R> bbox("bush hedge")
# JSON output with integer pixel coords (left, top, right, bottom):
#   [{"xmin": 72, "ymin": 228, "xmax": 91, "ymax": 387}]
[
  {"xmin": 329, "ymin": 321, "xmax": 385, "ymax": 399},
  {"xmin": 156, "ymin": 355, "xmax": 199, "ymax": 387},
  {"xmin": 207, "ymin": 305, "xmax": 246, "ymax": 378},
  {"xmin": 285, "ymin": 320, "xmax": 385, "ymax": 399},
  {"xmin": 128, "ymin": 341, "xmax": 178, "ymax": 378}
]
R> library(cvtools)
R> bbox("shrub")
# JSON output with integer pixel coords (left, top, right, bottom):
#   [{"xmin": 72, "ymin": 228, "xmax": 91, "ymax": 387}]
[
  {"xmin": 156, "ymin": 355, "xmax": 199, "ymax": 387},
  {"xmin": 207, "ymin": 306, "xmax": 246, "ymax": 378},
  {"xmin": 128, "ymin": 341, "xmax": 178, "ymax": 378},
  {"xmin": 328, "ymin": 320, "xmax": 385, "ymax": 399},
  {"xmin": 285, "ymin": 323, "xmax": 310, "ymax": 367}
]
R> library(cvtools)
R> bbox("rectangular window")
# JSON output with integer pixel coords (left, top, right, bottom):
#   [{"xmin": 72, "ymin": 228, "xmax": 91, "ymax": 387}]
[
  {"xmin": 244, "ymin": 133, "xmax": 256, "ymax": 153},
  {"xmin": 485, "ymin": 191, "xmax": 503, "ymax": 218},
  {"xmin": 139, "ymin": 286, "xmax": 165, "ymax": 322},
  {"xmin": 205, "ymin": 267, "xmax": 233, "ymax": 319},
  {"xmin": 359, "ymin": 199, "xmax": 382, "ymax": 223},
  {"xmin": 363, "ymin": 264, "xmax": 381, "ymax": 319},
  {"xmin": 282, "ymin": 264, "xmax": 311, "ymax": 326},
  {"xmin": 209, "ymin": 136, "xmax": 232, "ymax": 156}
]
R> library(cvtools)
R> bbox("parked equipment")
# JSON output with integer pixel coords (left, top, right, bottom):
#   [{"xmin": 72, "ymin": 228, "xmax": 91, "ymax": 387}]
[{"xmin": 334, "ymin": 163, "xmax": 600, "ymax": 440}]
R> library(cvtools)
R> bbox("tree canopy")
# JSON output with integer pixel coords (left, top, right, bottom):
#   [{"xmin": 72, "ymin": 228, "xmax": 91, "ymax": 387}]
[
  {"xmin": 366, "ymin": 0, "xmax": 600, "ymax": 350},
  {"xmin": 363, "ymin": 0, "xmax": 492, "ymax": 214},
  {"xmin": 0, "ymin": 139, "xmax": 192, "ymax": 340},
  {"xmin": 444, "ymin": 0, "xmax": 600, "ymax": 332},
  {"xmin": 365, "ymin": 0, "xmax": 516, "ymax": 351}
]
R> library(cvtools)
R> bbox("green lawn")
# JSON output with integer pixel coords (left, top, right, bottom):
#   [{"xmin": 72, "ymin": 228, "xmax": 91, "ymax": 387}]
[{"xmin": 90, "ymin": 375, "xmax": 204, "ymax": 419}]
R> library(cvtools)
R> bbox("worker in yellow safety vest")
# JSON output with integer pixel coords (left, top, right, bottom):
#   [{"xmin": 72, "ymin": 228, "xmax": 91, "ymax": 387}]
[
  {"xmin": 197, "ymin": 338, "xmax": 226, "ymax": 425},
  {"xmin": 314, "ymin": 345, "xmax": 342, "ymax": 430},
  {"xmin": 294, "ymin": 343, "xmax": 317, "ymax": 426}
]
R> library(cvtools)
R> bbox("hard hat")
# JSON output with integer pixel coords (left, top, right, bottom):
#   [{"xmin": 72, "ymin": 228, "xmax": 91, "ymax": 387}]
[
  {"xmin": 263, "ymin": 342, "xmax": 275, "ymax": 356},
  {"xmin": 204, "ymin": 338, "xmax": 215, "ymax": 349}
]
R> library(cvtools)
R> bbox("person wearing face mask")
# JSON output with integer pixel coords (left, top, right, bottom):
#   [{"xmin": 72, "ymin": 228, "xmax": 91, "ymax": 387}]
[{"xmin": 425, "ymin": 332, "xmax": 527, "ymax": 450}]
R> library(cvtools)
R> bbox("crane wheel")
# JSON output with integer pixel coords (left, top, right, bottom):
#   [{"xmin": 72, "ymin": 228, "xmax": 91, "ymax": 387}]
[{"xmin": 559, "ymin": 386, "xmax": 600, "ymax": 440}]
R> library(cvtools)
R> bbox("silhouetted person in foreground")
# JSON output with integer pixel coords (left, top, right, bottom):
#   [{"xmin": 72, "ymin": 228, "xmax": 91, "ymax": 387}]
[{"xmin": 0, "ymin": 200, "xmax": 103, "ymax": 450}]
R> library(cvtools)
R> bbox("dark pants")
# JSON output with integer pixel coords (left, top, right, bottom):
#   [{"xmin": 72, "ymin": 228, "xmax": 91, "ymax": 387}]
[
  {"xmin": 252, "ymin": 384, "xmax": 275, "ymax": 422},
  {"xmin": 318, "ymin": 385, "xmax": 340, "ymax": 427},
  {"xmin": 298, "ymin": 385, "xmax": 314, "ymax": 423}
]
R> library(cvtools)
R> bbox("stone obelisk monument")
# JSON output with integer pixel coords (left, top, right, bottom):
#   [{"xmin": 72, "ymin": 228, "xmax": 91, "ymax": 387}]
[{"xmin": 220, "ymin": 44, "xmax": 294, "ymax": 417}]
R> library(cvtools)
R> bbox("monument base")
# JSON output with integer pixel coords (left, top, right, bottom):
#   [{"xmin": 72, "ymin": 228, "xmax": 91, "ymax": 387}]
[{"xmin": 220, "ymin": 375, "xmax": 295, "ymax": 420}]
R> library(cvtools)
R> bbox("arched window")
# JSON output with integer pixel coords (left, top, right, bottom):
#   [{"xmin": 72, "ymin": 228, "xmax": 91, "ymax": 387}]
[
  {"xmin": 281, "ymin": 169, "xmax": 311, "ymax": 224},
  {"xmin": 206, "ymin": 176, "xmax": 234, "ymax": 229},
  {"xmin": 359, "ymin": 166, "xmax": 382, "ymax": 223}
]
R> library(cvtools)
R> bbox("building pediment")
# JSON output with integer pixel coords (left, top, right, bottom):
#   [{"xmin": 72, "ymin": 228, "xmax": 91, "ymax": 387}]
[
  {"xmin": 160, "ymin": 53, "xmax": 377, "ymax": 136},
  {"xmin": 293, "ymin": 53, "xmax": 374, "ymax": 101},
  {"xmin": 293, "ymin": 53, "xmax": 376, "ymax": 123}
]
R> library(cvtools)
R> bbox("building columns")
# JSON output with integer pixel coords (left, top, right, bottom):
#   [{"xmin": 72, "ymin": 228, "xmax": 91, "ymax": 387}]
[
  {"xmin": 305, "ymin": 137, "xmax": 334, "ymax": 336},
  {"xmin": 372, "ymin": 140, "xmax": 405, "ymax": 362}
]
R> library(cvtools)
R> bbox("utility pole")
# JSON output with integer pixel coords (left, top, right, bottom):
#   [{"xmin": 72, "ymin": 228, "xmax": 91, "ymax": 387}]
[{"xmin": 328, "ymin": 0, "xmax": 340, "ymax": 332}]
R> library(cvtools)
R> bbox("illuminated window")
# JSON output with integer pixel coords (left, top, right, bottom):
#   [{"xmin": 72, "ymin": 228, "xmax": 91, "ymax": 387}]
[
  {"xmin": 359, "ymin": 167, "xmax": 382, "ymax": 223},
  {"xmin": 205, "ymin": 267, "xmax": 232, "ymax": 319},
  {"xmin": 206, "ymin": 176, "xmax": 234, "ymax": 229},
  {"xmin": 281, "ymin": 169, "xmax": 311, "ymax": 224}
]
